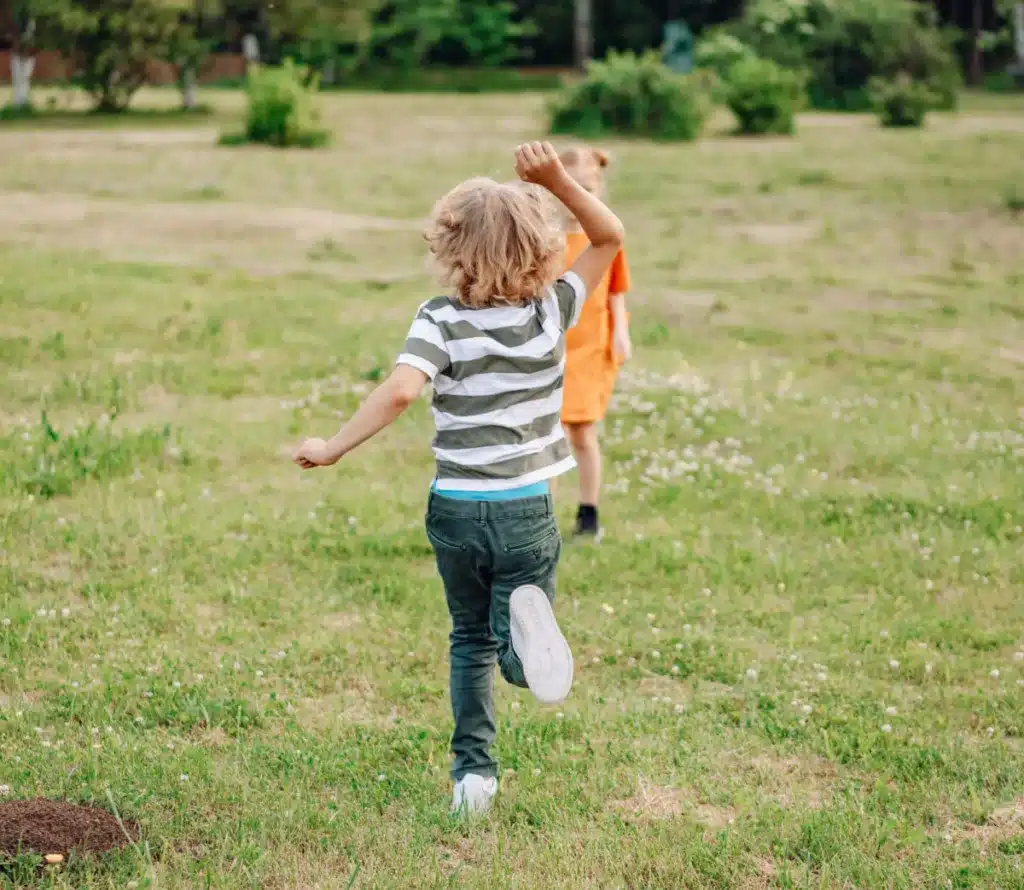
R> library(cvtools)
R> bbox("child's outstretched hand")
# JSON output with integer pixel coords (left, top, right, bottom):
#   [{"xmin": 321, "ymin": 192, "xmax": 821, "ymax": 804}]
[
  {"xmin": 293, "ymin": 437, "xmax": 337, "ymax": 469},
  {"xmin": 515, "ymin": 141, "xmax": 570, "ymax": 193}
]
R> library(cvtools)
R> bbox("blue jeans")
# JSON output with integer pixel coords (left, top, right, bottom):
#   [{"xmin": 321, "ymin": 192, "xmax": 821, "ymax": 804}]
[{"xmin": 425, "ymin": 492, "xmax": 561, "ymax": 780}]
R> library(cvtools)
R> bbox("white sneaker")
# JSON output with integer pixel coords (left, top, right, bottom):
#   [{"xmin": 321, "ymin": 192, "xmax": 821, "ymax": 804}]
[
  {"xmin": 451, "ymin": 774, "xmax": 498, "ymax": 816},
  {"xmin": 509, "ymin": 584, "xmax": 574, "ymax": 705}
]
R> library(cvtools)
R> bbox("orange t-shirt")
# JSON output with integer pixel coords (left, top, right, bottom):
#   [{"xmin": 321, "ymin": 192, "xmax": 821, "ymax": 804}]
[{"xmin": 561, "ymin": 232, "xmax": 631, "ymax": 424}]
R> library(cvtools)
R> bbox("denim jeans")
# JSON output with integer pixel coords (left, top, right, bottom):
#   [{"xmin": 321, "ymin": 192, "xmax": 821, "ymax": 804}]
[{"xmin": 425, "ymin": 492, "xmax": 561, "ymax": 781}]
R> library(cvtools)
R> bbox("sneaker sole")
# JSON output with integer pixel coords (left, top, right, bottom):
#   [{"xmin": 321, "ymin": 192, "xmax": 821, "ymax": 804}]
[{"xmin": 509, "ymin": 584, "xmax": 573, "ymax": 705}]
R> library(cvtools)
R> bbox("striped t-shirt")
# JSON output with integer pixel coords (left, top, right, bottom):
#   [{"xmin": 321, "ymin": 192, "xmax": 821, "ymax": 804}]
[{"xmin": 397, "ymin": 271, "xmax": 587, "ymax": 492}]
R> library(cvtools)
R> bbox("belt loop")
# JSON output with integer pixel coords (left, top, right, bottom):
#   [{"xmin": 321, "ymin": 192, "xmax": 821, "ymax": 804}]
[{"xmin": 477, "ymin": 500, "xmax": 486, "ymax": 522}]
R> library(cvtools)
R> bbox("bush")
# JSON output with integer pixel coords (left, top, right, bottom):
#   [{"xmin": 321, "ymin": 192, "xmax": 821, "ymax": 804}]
[
  {"xmin": 694, "ymin": 29, "xmax": 758, "ymax": 82},
  {"xmin": 725, "ymin": 56, "xmax": 805, "ymax": 135},
  {"xmin": 549, "ymin": 50, "xmax": 710, "ymax": 142},
  {"xmin": 871, "ymin": 74, "xmax": 937, "ymax": 128},
  {"xmin": 741, "ymin": 0, "xmax": 961, "ymax": 112},
  {"xmin": 225, "ymin": 61, "xmax": 330, "ymax": 148}
]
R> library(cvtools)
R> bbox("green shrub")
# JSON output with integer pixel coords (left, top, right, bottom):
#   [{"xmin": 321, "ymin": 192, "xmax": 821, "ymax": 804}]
[
  {"xmin": 741, "ymin": 0, "xmax": 961, "ymax": 112},
  {"xmin": 725, "ymin": 57, "xmax": 806, "ymax": 135},
  {"xmin": 549, "ymin": 50, "xmax": 710, "ymax": 142},
  {"xmin": 694, "ymin": 30, "xmax": 758, "ymax": 83},
  {"xmin": 870, "ymin": 74, "xmax": 937, "ymax": 128},
  {"xmin": 224, "ymin": 60, "xmax": 330, "ymax": 149}
]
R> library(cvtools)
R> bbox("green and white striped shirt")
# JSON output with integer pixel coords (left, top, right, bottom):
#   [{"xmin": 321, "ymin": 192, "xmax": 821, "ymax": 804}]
[{"xmin": 397, "ymin": 272, "xmax": 586, "ymax": 492}]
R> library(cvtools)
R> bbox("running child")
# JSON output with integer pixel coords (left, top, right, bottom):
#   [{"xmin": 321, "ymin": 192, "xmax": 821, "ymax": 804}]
[
  {"xmin": 558, "ymin": 146, "xmax": 633, "ymax": 539},
  {"xmin": 293, "ymin": 142, "xmax": 625, "ymax": 816}
]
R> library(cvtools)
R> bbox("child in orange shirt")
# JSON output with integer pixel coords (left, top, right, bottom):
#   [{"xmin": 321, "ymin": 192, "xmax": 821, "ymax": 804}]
[{"xmin": 558, "ymin": 146, "xmax": 632, "ymax": 538}]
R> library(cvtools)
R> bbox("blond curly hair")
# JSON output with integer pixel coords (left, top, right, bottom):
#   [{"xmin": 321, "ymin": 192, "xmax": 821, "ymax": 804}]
[{"xmin": 424, "ymin": 177, "xmax": 563, "ymax": 309}]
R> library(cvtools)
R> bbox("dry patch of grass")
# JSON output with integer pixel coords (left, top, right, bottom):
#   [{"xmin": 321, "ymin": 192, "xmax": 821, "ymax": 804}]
[
  {"xmin": 950, "ymin": 798, "xmax": 1024, "ymax": 852},
  {"xmin": 0, "ymin": 190, "xmax": 421, "ymax": 276},
  {"xmin": 611, "ymin": 779, "xmax": 738, "ymax": 831}
]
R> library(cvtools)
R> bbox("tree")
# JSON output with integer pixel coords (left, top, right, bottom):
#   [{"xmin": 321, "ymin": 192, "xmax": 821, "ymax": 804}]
[
  {"xmin": 163, "ymin": 0, "xmax": 222, "ymax": 109},
  {"xmin": 574, "ymin": 0, "xmax": 593, "ymax": 69},
  {"xmin": 36, "ymin": 0, "xmax": 181, "ymax": 111},
  {"xmin": 268, "ymin": 0, "xmax": 383, "ymax": 82},
  {"xmin": 2, "ymin": 0, "xmax": 39, "ymax": 108}
]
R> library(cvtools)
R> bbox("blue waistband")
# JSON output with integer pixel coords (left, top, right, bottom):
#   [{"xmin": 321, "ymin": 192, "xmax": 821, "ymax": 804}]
[{"xmin": 431, "ymin": 480, "xmax": 550, "ymax": 502}]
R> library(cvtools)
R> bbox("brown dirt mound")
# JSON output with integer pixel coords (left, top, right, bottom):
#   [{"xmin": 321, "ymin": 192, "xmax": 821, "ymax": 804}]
[{"xmin": 0, "ymin": 799, "xmax": 139, "ymax": 858}]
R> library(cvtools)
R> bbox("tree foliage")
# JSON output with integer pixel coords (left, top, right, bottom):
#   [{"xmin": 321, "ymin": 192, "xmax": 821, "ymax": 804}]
[
  {"xmin": 35, "ymin": 0, "xmax": 180, "ymax": 111},
  {"xmin": 736, "ymin": 0, "xmax": 962, "ymax": 111}
]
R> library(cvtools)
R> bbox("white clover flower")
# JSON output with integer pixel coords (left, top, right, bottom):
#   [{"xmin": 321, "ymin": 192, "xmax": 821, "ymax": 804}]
[
  {"xmin": 801, "ymin": 704, "xmax": 812, "ymax": 715},
  {"xmin": 990, "ymin": 669, "xmax": 1001, "ymax": 679},
  {"xmin": 890, "ymin": 660, "xmax": 900, "ymax": 670},
  {"xmin": 886, "ymin": 706, "xmax": 898, "ymax": 716},
  {"xmin": 879, "ymin": 630, "xmax": 889, "ymax": 639},
  {"xmin": 746, "ymin": 668, "xmax": 758, "ymax": 681},
  {"xmin": 881, "ymin": 724, "xmax": 892, "ymax": 734},
  {"xmin": 601, "ymin": 603, "xmax": 614, "ymax": 615},
  {"xmin": 180, "ymin": 774, "xmax": 189, "ymax": 782}
]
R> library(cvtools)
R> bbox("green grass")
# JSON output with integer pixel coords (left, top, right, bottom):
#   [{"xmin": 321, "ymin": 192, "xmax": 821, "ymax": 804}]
[{"xmin": 0, "ymin": 88, "xmax": 1023, "ymax": 889}]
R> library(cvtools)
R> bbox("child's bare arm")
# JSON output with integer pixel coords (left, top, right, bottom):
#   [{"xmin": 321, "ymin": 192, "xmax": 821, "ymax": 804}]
[
  {"xmin": 609, "ymin": 293, "xmax": 632, "ymax": 361},
  {"xmin": 514, "ymin": 141, "xmax": 624, "ymax": 296},
  {"xmin": 293, "ymin": 365, "xmax": 428, "ymax": 468}
]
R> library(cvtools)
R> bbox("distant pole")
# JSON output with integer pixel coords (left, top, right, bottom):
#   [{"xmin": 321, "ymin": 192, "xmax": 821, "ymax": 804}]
[{"xmin": 574, "ymin": 0, "xmax": 593, "ymax": 71}]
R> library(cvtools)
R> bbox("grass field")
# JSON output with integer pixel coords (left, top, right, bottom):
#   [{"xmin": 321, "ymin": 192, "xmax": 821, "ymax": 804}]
[{"xmin": 1, "ymin": 88, "xmax": 1023, "ymax": 889}]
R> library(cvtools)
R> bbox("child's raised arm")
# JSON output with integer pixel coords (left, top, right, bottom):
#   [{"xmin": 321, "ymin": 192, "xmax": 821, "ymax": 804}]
[{"xmin": 514, "ymin": 141, "xmax": 624, "ymax": 298}]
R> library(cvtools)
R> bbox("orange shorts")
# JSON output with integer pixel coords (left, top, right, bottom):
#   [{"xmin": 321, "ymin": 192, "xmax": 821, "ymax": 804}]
[
  {"xmin": 562, "ymin": 339, "xmax": 620, "ymax": 424},
  {"xmin": 560, "ymin": 234, "xmax": 631, "ymax": 426}
]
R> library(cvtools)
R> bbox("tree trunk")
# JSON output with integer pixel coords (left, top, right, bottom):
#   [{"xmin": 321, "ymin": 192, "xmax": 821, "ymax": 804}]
[
  {"xmin": 968, "ymin": 0, "xmax": 984, "ymax": 86},
  {"xmin": 573, "ymin": 0, "xmax": 593, "ymax": 71},
  {"xmin": 11, "ymin": 52, "xmax": 35, "ymax": 108},
  {"xmin": 1013, "ymin": 3, "xmax": 1024, "ymax": 71},
  {"xmin": 181, "ymin": 65, "xmax": 198, "ymax": 109},
  {"xmin": 242, "ymin": 33, "xmax": 260, "ymax": 74}
]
